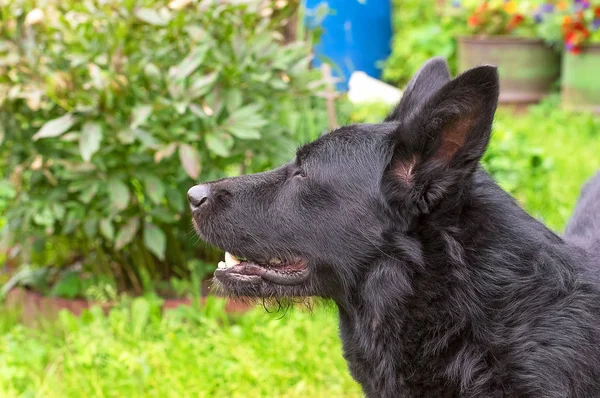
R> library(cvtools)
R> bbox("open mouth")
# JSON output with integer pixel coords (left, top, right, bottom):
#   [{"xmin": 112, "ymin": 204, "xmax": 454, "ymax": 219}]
[{"xmin": 214, "ymin": 252, "xmax": 309, "ymax": 286}]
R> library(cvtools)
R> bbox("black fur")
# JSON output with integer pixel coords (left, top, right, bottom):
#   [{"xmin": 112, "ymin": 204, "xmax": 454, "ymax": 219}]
[{"xmin": 189, "ymin": 57, "xmax": 600, "ymax": 397}]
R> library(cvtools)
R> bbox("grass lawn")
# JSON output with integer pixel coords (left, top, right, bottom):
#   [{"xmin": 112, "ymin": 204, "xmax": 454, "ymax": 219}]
[
  {"xmin": 0, "ymin": 300, "xmax": 362, "ymax": 398},
  {"xmin": 1, "ymin": 100, "xmax": 599, "ymax": 397},
  {"xmin": 491, "ymin": 98, "xmax": 600, "ymax": 231}
]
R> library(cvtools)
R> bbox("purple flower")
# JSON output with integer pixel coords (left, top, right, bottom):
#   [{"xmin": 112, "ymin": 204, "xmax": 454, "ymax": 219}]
[
  {"xmin": 452, "ymin": 0, "xmax": 460, "ymax": 8},
  {"xmin": 533, "ymin": 4, "xmax": 554, "ymax": 23},
  {"xmin": 574, "ymin": 0, "xmax": 590, "ymax": 11},
  {"xmin": 593, "ymin": 18, "xmax": 600, "ymax": 31},
  {"xmin": 566, "ymin": 42, "xmax": 575, "ymax": 51}
]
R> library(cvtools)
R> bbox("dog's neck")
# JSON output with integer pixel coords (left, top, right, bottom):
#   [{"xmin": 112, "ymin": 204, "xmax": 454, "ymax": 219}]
[{"xmin": 334, "ymin": 170, "xmax": 587, "ymax": 397}]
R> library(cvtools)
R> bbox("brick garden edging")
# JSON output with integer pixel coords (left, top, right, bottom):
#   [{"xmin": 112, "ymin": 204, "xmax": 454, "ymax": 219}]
[{"xmin": 5, "ymin": 287, "xmax": 252, "ymax": 326}]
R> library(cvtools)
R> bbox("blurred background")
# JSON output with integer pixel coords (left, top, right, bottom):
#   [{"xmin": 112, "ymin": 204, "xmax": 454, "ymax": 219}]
[{"xmin": 1, "ymin": 0, "xmax": 600, "ymax": 396}]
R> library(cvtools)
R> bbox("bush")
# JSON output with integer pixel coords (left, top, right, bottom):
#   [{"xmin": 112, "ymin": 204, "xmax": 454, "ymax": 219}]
[
  {"xmin": 383, "ymin": 0, "xmax": 456, "ymax": 86},
  {"xmin": 0, "ymin": 0, "xmax": 326, "ymax": 295}
]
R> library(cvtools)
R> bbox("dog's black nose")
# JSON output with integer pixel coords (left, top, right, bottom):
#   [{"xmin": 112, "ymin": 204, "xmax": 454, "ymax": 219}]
[{"xmin": 187, "ymin": 184, "xmax": 210, "ymax": 209}]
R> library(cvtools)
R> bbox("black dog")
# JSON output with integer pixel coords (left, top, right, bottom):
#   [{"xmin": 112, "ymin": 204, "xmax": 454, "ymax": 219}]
[{"xmin": 188, "ymin": 58, "xmax": 600, "ymax": 397}]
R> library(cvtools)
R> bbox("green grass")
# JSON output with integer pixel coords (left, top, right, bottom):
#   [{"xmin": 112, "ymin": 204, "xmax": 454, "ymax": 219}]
[
  {"xmin": 491, "ymin": 98, "xmax": 600, "ymax": 231},
  {"xmin": 0, "ymin": 299, "xmax": 361, "ymax": 398},
  {"xmin": 1, "ymin": 99, "xmax": 600, "ymax": 397}
]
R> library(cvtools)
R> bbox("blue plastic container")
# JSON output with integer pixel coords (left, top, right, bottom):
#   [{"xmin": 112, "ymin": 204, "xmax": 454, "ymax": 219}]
[{"xmin": 304, "ymin": 0, "xmax": 392, "ymax": 91}]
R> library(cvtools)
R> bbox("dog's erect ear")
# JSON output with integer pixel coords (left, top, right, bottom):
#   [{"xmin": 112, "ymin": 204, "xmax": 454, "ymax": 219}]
[
  {"xmin": 384, "ymin": 57, "xmax": 451, "ymax": 122},
  {"xmin": 384, "ymin": 65, "xmax": 499, "ymax": 213}
]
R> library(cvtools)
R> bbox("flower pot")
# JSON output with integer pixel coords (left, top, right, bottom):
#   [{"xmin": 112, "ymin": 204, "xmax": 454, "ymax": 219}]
[
  {"xmin": 458, "ymin": 36, "xmax": 560, "ymax": 104},
  {"xmin": 561, "ymin": 44, "xmax": 600, "ymax": 113}
]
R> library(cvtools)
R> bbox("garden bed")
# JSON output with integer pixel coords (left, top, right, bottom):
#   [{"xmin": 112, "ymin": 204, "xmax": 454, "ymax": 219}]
[{"xmin": 5, "ymin": 286, "xmax": 252, "ymax": 325}]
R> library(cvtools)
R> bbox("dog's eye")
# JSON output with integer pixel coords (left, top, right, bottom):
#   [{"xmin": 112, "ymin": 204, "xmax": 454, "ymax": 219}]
[{"xmin": 292, "ymin": 168, "xmax": 307, "ymax": 179}]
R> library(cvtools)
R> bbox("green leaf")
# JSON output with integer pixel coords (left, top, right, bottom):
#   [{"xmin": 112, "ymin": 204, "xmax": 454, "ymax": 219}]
[
  {"xmin": 286, "ymin": 110, "xmax": 300, "ymax": 135},
  {"xmin": 117, "ymin": 129, "xmax": 136, "ymax": 144},
  {"xmin": 173, "ymin": 102, "xmax": 187, "ymax": 114},
  {"xmin": 130, "ymin": 105, "xmax": 153, "ymax": 129},
  {"xmin": 131, "ymin": 297, "xmax": 151, "ymax": 337},
  {"xmin": 205, "ymin": 132, "xmax": 233, "ymax": 157},
  {"xmin": 270, "ymin": 79, "xmax": 288, "ymax": 90},
  {"xmin": 134, "ymin": 8, "xmax": 170, "ymax": 26},
  {"xmin": 135, "ymin": 129, "xmax": 159, "ymax": 149},
  {"xmin": 88, "ymin": 64, "xmax": 105, "ymax": 89},
  {"xmin": 225, "ymin": 89, "xmax": 243, "ymax": 112},
  {"xmin": 51, "ymin": 203, "xmax": 65, "ymax": 219},
  {"xmin": 168, "ymin": 80, "xmax": 185, "ymax": 100},
  {"xmin": 143, "ymin": 175, "xmax": 165, "ymax": 204},
  {"xmin": 154, "ymin": 142, "xmax": 178, "ymax": 163},
  {"xmin": 1, "ymin": 267, "xmax": 49, "ymax": 297},
  {"xmin": 84, "ymin": 218, "xmax": 97, "ymax": 238},
  {"xmin": 188, "ymin": 71, "xmax": 219, "ymax": 99},
  {"xmin": 226, "ymin": 104, "xmax": 267, "ymax": 140},
  {"xmin": 33, "ymin": 207, "xmax": 54, "ymax": 226},
  {"xmin": 144, "ymin": 63, "xmax": 162, "ymax": 79},
  {"xmin": 100, "ymin": 219, "xmax": 115, "ymax": 241},
  {"xmin": 178, "ymin": 144, "xmax": 201, "ymax": 179},
  {"xmin": 189, "ymin": 104, "xmax": 209, "ymax": 119},
  {"xmin": 115, "ymin": 217, "xmax": 140, "ymax": 250},
  {"xmin": 80, "ymin": 182, "xmax": 99, "ymax": 204},
  {"xmin": 147, "ymin": 207, "xmax": 175, "ymax": 224},
  {"xmin": 79, "ymin": 122, "xmax": 103, "ymax": 162},
  {"xmin": 185, "ymin": 25, "xmax": 208, "ymax": 41},
  {"xmin": 33, "ymin": 114, "xmax": 77, "ymax": 140},
  {"xmin": 50, "ymin": 271, "xmax": 82, "ymax": 299},
  {"xmin": 63, "ymin": 208, "xmax": 83, "ymax": 235},
  {"xmin": 227, "ymin": 127, "xmax": 261, "ymax": 140},
  {"xmin": 61, "ymin": 131, "xmax": 80, "ymax": 142},
  {"xmin": 170, "ymin": 45, "xmax": 209, "ymax": 80},
  {"xmin": 143, "ymin": 223, "xmax": 166, "ymax": 261},
  {"xmin": 0, "ymin": 181, "xmax": 16, "ymax": 199},
  {"xmin": 108, "ymin": 178, "xmax": 130, "ymax": 211},
  {"xmin": 166, "ymin": 188, "xmax": 185, "ymax": 213}
]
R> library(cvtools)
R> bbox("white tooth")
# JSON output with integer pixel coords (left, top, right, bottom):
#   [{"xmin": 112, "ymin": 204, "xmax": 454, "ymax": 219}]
[
  {"xmin": 270, "ymin": 258, "xmax": 282, "ymax": 264},
  {"xmin": 218, "ymin": 261, "xmax": 227, "ymax": 269},
  {"xmin": 225, "ymin": 252, "xmax": 241, "ymax": 267}
]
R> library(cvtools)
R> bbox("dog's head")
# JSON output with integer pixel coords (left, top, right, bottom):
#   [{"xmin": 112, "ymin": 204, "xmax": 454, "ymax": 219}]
[{"xmin": 188, "ymin": 58, "xmax": 499, "ymax": 300}]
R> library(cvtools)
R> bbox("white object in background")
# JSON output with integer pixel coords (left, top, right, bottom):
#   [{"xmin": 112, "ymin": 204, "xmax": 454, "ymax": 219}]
[{"xmin": 348, "ymin": 71, "xmax": 402, "ymax": 105}]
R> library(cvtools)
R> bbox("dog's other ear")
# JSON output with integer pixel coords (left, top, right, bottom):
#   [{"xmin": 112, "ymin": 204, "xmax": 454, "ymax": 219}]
[
  {"xmin": 384, "ymin": 65, "xmax": 499, "ymax": 213},
  {"xmin": 384, "ymin": 57, "xmax": 451, "ymax": 122}
]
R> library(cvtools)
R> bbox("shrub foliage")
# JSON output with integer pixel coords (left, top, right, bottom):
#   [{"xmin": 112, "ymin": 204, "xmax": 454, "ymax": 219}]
[{"xmin": 0, "ymin": 0, "xmax": 324, "ymax": 293}]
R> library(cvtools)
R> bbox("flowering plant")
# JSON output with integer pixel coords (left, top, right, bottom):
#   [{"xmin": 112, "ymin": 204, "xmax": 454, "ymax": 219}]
[
  {"xmin": 560, "ymin": 1, "xmax": 600, "ymax": 53},
  {"xmin": 525, "ymin": 1, "xmax": 600, "ymax": 53},
  {"xmin": 447, "ymin": 0, "xmax": 542, "ymax": 37}
]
